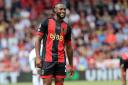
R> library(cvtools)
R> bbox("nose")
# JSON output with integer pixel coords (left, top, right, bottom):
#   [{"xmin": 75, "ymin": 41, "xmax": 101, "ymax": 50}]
[
  {"xmin": 60, "ymin": 8, "xmax": 66, "ymax": 13},
  {"xmin": 62, "ymin": 9, "xmax": 65, "ymax": 12}
]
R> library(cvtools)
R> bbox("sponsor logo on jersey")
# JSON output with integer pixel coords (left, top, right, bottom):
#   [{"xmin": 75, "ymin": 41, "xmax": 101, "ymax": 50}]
[{"xmin": 50, "ymin": 33, "xmax": 63, "ymax": 41}]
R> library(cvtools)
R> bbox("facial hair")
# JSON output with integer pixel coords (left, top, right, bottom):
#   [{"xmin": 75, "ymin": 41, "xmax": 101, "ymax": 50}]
[{"xmin": 56, "ymin": 12, "xmax": 65, "ymax": 19}]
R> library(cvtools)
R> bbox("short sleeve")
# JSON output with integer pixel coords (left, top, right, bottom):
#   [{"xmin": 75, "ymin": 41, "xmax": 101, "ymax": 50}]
[
  {"xmin": 36, "ymin": 19, "xmax": 48, "ymax": 36},
  {"xmin": 65, "ymin": 25, "xmax": 72, "ymax": 44}
]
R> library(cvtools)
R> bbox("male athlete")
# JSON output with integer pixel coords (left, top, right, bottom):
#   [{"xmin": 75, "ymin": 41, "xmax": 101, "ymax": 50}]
[
  {"xmin": 29, "ymin": 46, "xmax": 43, "ymax": 85},
  {"xmin": 35, "ymin": 3, "xmax": 74, "ymax": 85}
]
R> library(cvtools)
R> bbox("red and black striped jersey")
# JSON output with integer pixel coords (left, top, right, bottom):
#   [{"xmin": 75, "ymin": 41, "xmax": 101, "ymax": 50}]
[{"xmin": 36, "ymin": 17, "xmax": 71, "ymax": 63}]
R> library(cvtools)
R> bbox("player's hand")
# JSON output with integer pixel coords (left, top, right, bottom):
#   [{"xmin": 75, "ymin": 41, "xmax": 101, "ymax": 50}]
[
  {"xmin": 35, "ymin": 57, "xmax": 42, "ymax": 68},
  {"xmin": 69, "ymin": 66, "xmax": 74, "ymax": 78}
]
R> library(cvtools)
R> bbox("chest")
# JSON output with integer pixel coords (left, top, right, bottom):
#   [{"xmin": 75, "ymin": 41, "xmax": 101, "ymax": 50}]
[{"xmin": 48, "ymin": 20, "xmax": 67, "ymax": 35}]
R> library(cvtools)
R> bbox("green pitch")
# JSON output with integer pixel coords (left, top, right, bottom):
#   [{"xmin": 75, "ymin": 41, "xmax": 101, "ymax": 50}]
[{"xmin": 5, "ymin": 80, "xmax": 122, "ymax": 85}]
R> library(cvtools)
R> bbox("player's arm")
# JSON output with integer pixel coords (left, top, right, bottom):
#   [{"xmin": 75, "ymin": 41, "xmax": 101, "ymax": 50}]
[
  {"xmin": 35, "ymin": 19, "xmax": 48, "ymax": 68},
  {"xmin": 35, "ymin": 35, "xmax": 43, "ymax": 68},
  {"xmin": 66, "ymin": 42, "xmax": 73, "ymax": 67},
  {"xmin": 35, "ymin": 35, "xmax": 43, "ymax": 59},
  {"xmin": 65, "ymin": 25, "xmax": 73, "ymax": 66},
  {"xmin": 65, "ymin": 25, "xmax": 74, "ymax": 77}
]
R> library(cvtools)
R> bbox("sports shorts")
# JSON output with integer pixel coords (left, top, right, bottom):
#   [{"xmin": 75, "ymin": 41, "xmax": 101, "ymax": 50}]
[{"xmin": 40, "ymin": 61, "xmax": 66, "ymax": 78}]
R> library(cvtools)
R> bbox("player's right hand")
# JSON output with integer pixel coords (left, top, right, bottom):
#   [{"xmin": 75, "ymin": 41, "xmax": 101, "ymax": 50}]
[{"xmin": 35, "ymin": 57, "xmax": 42, "ymax": 68}]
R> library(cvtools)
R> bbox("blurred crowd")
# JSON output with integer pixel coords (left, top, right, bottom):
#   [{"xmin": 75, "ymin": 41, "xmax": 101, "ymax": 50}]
[{"xmin": 0, "ymin": 0, "xmax": 128, "ymax": 75}]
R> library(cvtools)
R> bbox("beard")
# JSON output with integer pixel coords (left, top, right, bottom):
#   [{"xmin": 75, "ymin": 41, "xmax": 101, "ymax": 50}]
[{"xmin": 56, "ymin": 12, "xmax": 65, "ymax": 19}]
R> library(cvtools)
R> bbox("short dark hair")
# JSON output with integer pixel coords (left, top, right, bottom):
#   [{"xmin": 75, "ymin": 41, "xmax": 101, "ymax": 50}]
[
  {"xmin": 53, "ymin": 3, "xmax": 66, "ymax": 13},
  {"xmin": 53, "ymin": 2, "xmax": 65, "ymax": 8}
]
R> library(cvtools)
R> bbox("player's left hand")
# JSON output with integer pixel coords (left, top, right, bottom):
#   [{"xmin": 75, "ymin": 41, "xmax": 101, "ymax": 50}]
[
  {"xmin": 35, "ymin": 57, "xmax": 42, "ymax": 68},
  {"xmin": 69, "ymin": 66, "xmax": 74, "ymax": 78}
]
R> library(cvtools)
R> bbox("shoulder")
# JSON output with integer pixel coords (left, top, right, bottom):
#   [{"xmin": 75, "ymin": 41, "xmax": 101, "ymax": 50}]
[
  {"xmin": 41, "ymin": 17, "xmax": 56, "ymax": 25},
  {"xmin": 62, "ymin": 20, "xmax": 68, "ymax": 25},
  {"xmin": 62, "ymin": 21, "xmax": 72, "ymax": 28},
  {"xmin": 41, "ymin": 18, "xmax": 49, "ymax": 24}
]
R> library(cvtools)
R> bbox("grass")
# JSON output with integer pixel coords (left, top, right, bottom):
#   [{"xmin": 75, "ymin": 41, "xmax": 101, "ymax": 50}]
[{"xmin": 4, "ymin": 80, "xmax": 122, "ymax": 85}]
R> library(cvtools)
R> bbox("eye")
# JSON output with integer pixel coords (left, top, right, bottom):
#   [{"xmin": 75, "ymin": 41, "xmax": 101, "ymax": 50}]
[{"xmin": 60, "ymin": 8, "xmax": 66, "ymax": 11}]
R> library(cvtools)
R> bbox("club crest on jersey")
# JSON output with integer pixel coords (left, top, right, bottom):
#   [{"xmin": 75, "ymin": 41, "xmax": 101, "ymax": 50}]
[
  {"xmin": 61, "ymin": 28, "xmax": 67, "ymax": 34},
  {"xmin": 61, "ymin": 28, "xmax": 67, "ymax": 33}
]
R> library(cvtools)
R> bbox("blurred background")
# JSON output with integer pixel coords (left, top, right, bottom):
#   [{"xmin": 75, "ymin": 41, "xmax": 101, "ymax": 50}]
[{"xmin": 0, "ymin": 0, "xmax": 128, "ymax": 84}]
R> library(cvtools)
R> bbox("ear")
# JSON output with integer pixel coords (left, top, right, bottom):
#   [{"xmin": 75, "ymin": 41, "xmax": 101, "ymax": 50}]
[{"xmin": 53, "ymin": 7, "xmax": 57, "ymax": 13}]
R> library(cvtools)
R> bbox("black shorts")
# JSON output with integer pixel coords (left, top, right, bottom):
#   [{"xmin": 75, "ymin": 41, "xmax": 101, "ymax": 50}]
[
  {"xmin": 40, "ymin": 61, "xmax": 66, "ymax": 78},
  {"xmin": 120, "ymin": 58, "xmax": 128, "ymax": 69}
]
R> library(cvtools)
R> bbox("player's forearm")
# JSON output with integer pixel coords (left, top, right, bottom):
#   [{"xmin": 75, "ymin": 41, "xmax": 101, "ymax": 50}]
[
  {"xmin": 66, "ymin": 45, "xmax": 73, "ymax": 67},
  {"xmin": 35, "ymin": 36, "xmax": 42, "ymax": 58}
]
